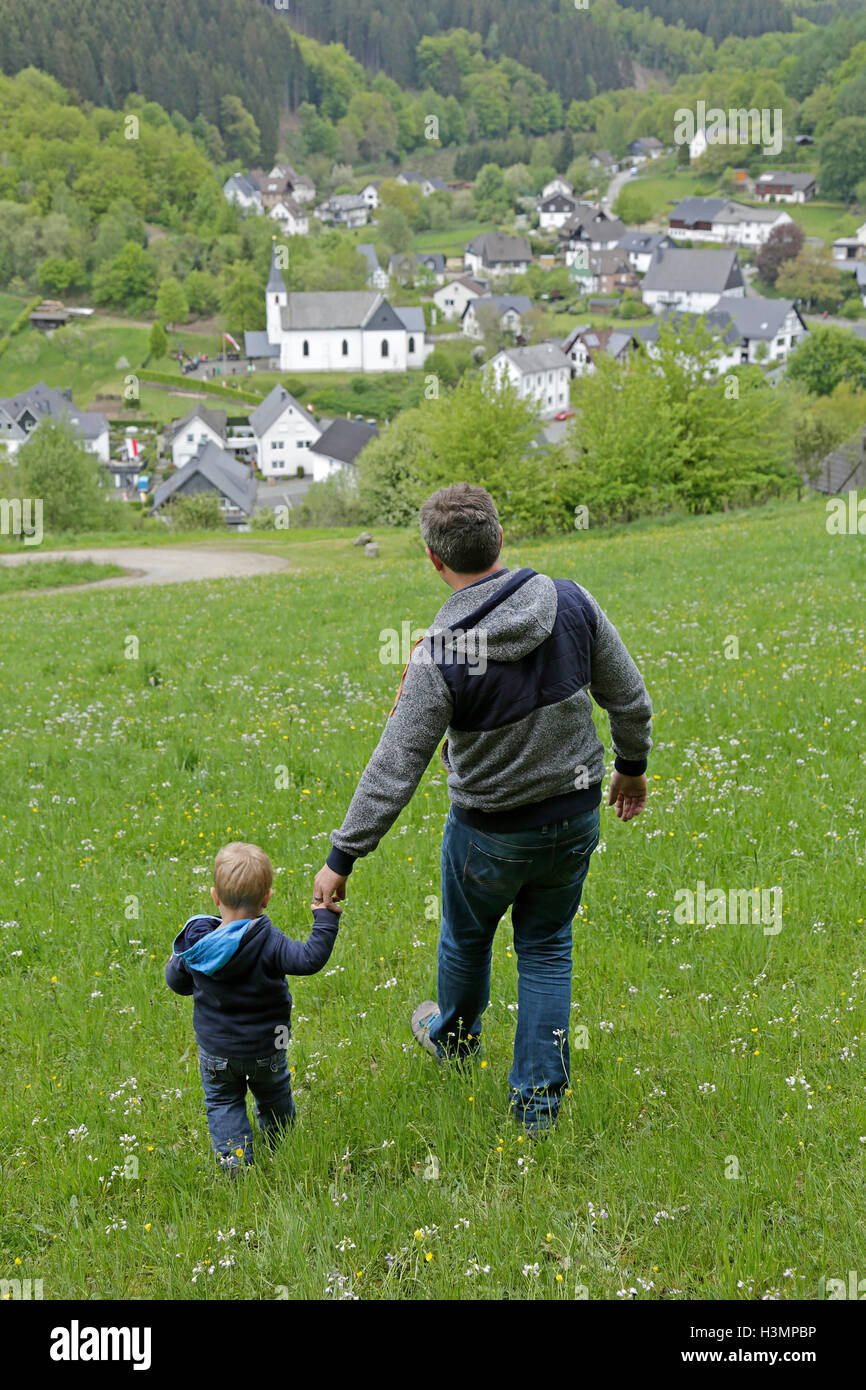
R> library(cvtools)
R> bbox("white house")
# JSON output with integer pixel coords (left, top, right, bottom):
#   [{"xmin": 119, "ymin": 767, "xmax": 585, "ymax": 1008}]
[
  {"xmin": 638, "ymin": 296, "xmax": 808, "ymax": 372},
  {"xmin": 359, "ymin": 181, "xmax": 381, "ymax": 210},
  {"xmin": 464, "ymin": 233, "xmax": 532, "ymax": 282},
  {"xmin": 617, "ymin": 230, "xmax": 676, "ymax": 274},
  {"xmin": 164, "ymin": 405, "xmax": 227, "ymax": 469},
  {"xmin": 358, "ymin": 244, "xmax": 390, "ymax": 290},
  {"xmin": 432, "ymin": 275, "xmax": 488, "ymax": 322},
  {"xmin": 641, "ymin": 248, "xmax": 746, "ymax": 315},
  {"xmin": 314, "ymin": 194, "xmax": 369, "ymax": 229},
  {"xmin": 309, "ymin": 418, "xmax": 378, "ymax": 482},
  {"xmin": 483, "ymin": 342, "xmax": 571, "ymax": 418},
  {"xmin": 561, "ymin": 204, "xmax": 626, "ymax": 253},
  {"xmin": 223, "ymin": 174, "xmax": 263, "ymax": 215},
  {"xmin": 753, "ymin": 171, "xmax": 816, "ymax": 204},
  {"xmin": 265, "ymin": 247, "xmax": 427, "ymax": 372},
  {"xmin": 541, "ymin": 176, "xmax": 574, "ymax": 200},
  {"xmin": 667, "ymin": 196, "xmax": 792, "ymax": 248},
  {"xmin": 461, "ymin": 295, "xmax": 532, "ymax": 341},
  {"xmin": 397, "ymin": 172, "xmax": 449, "ymax": 197},
  {"xmin": 589, "ymin": 151, "xmax": 619, "ymax": 173},
  {"xmin": 537, "ymin": 193, "xmax": 578, "ymax": 231},
  {"xmin": 561, "ymin": 324, "xmax": 639, "ymax": 378},
  {"xmin": 269, "ymin": 198, "xmax": 309, "ymax": 237},
  {"xmin": 392, "ymin": 306, "xmax": 429, "ymax": 368},
  {"xmin": 248, "ymin": 385, "xmax": 320, "ymax": 477},
  {"xmin": 0, "ymin": 383, "xmax": 110, "ymax": 463},
  {"xmin": 627, "ymin": 137, "xmax": 664, "ymax": 164},
  {"xmin": 388, "ymin": 251, "xmax": 446, "ymax": 286}
]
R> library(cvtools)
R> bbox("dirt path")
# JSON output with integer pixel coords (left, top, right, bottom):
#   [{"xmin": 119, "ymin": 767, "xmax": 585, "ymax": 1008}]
[{"xmin": 0, "ymin": 546, "xmax": 290, "ymax": 594}]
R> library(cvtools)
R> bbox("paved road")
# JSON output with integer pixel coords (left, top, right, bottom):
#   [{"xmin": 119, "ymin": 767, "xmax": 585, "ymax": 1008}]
[{"xmin": 0, "ymin": 546, "xmax": 289, "ymax": 593}]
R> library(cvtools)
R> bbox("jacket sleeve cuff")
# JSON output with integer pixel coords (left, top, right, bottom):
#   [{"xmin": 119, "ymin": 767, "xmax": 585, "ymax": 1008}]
[
  {"xmin": 326, "ymin": 845, "xmax": 357, "ymax": 876},
  {"xmin": 312, "ymin": 907, "xmax": 342, "ymax": 926},
  {"xmin": 614, "ymin": 755, "xmax": 647, "ymax": 777}
]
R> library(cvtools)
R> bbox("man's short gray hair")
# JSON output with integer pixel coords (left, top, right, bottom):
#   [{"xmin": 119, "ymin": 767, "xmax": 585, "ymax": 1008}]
[{"xmin": 419, "ymin": 484, "xmax": 501, "ymax": 574}]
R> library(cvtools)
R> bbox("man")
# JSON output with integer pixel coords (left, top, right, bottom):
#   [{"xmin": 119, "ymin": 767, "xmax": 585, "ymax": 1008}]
[{"xmin": 313, "ymin": 483, "xmax": 652, "ymax": 1132}]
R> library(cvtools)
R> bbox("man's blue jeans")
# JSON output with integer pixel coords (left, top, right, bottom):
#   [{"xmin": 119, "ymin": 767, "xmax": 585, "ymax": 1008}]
[
  {"xmin": 428, "ymin": 804, "xmax": 600, "ymax": 1130},
  {"xmin": 198, "ymin": 1049, "xmax": 296, "ymax": 1167}
]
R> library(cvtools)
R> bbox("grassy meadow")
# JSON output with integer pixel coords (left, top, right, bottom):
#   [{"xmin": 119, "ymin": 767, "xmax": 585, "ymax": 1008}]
[{"xmin": 0, "ymin": 495, "xmax": 863, "ymax": 1300}]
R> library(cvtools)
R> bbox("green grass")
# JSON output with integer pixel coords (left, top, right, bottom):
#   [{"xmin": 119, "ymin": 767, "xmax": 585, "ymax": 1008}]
[
  {"xmin": 1, "ymin": 494, "xmax": 864, "ymax": 1300},
  {"xmin": 412, "ymin": 221, "xmax": 498, "ymax": 257},
  {"xmin": 0, "ymin": 558, "xmax": 125, "ymax": 593},
  {"xmin": 0, "ymin": 289, "xmax": 29, "ymax": 335}
]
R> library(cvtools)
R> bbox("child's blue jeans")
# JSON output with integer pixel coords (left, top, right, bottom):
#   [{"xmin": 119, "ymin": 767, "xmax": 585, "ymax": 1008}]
[
  {"xmin": 428, "ymin": 804, "xmax": 600, "ymax": 1132},
  {"xmin": 198, "ymin": 1048, "xmax": 295, "ymax": 1166}
]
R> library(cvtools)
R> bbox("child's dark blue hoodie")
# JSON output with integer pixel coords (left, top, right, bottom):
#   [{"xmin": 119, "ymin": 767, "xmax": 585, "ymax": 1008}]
[{"xmin": 165, "ymin": 908, "xmax": 340, "ymax": 1056}]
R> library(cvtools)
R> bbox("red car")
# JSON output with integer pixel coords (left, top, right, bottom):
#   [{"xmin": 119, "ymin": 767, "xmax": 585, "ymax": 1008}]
[{"xmin": 554, "ymin": 408, "xmax": 575, "ymax": 421}]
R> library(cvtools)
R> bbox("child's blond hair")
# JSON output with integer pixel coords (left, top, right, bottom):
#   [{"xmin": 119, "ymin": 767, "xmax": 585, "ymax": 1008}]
[{"xmin": 213, "ymin": 842, "xmax": 273, "ymax": 910}]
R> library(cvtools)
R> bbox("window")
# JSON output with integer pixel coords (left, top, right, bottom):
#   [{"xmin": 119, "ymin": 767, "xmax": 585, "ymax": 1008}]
[
  {"xmin": 303, "ymin": 340, "xmax": 309, "ymax": 357},
  {"xmin": 381, "ymin": 339, "xmax": 389, "ymax": 357},
  {"xmin": 342, "ymin": 339, "xmax": 348, "ymax": 356},
  {"xmin": 408, "ymin": 336, "xmax": 415, "ymax": 353}
]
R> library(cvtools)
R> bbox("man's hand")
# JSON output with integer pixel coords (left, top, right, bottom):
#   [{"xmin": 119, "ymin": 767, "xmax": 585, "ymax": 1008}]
[
  {"xmin": 606, "ymin": 769, "xmax": 647, "ymax": 822},
  {"xmin": 312, "ymin": 864, "xmax": 348, "ymax": 910}
]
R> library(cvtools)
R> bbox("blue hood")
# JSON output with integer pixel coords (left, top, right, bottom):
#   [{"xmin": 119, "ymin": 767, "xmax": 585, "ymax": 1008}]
[{"xmin": 171, "ymin": 915, "xmax": 258, "ymax": 977}]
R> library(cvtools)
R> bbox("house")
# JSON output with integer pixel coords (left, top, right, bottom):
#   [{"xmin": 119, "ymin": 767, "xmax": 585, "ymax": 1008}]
[
  {"xmin": 248, "ymin": 385, "xmax": 321, "ymax": 477},
  {"xmin": 358, "ymin": 244, "xmax": 390, "ymax": 291},
  {"xmin": 689, "ymin": 128, "xmax": 709, "ymax": 162},
  {"xmin": 287, "ymin": 170, "xmax": 316, "ymax": 205},
  {"xmin": 257, "ymin": 167, "xmax": 294, "ymax": 211},
  {"xmin": 150, "ymin": 441, "xmax": 257, "ymax": 523},
  {"xmin": 0, "ymin": 383, "xmax": 109, "ymax": 463},
  {"xmin": 641, "ymin": 248, "xmax": 745, "ymax": 314},
  {"xmin": 269, "ymin": 198, "xmax": 309, "ymax": 237},
  {"xmin": 314, "ymin": 194, "xmax": 369, "ymax": 229},
  {"xmin": 637, "ymin": 296, "xmax": 807, "ymax": 371},
  {"xmin": 309, "ymin": 418, "xmax": 378, "ymax": 482},
  {"xmin": 561, "ymin": 204, "xmax": 626, "ymax": 253},
  {"xmin": 537, "ymin": 193, "xmax": 578, "ymax": 232},
  {"xmin": 568, "ymin": 248, "xmax": 637, "ymax": 296},
  {"xmin": 388, "ymin": 251, "xmax": 446, "ymax": 286},
  {"xmin": 29, "ymin": 301, "xmax": 69, "ymax": 331},
  {"xmin": 264, "ymin": 246, "xmax": 427, "ymax": 372},
  {"xmin": 753, "ymin": 171, "xmax": 816, "ymax": 204},
  {"xmin": 618, "ymin": 230, "xmax": 675, "ymax": 275},
  {"xmin": 561, "ymin": 324, "xmax": 639, "ymax": 378},
  {"xmin": 482, "ymin": 342, "xmax": 571, "ymax": 418},
  {"xmin": 589, "ymin": 151, "xmax": 619, "ymax": 173},
  {"xmin": 223, "ymin": 174, "xmax": 263, "ymax": 215},
  {"xmin": 432, "ymin": 275, "xmax": 488, "ymax": 322},
  {"xmin": 464, "ymin": 233, "xmax": 532, "ymax": 281},
  {"xmin": 627, "ymin": 137, "xmax": 664, "ymax": 164},
  {"xmin": 667, "ymin": 197, "xmax": 792, "ymax": 248},
  {"xmin": 832, "ymin": 237, "xmax": 865, "ymax": 265},
  {"xmin": 163, "ymin": 405, "xmax": 227, "ymax": 469},
  {"xmin": 541, "ymin": 176, "xmax": 574, "ymax": 200},
  {"xmin": 359, "ymin": 180, "xmax": 381, "ymax": 210},
  {"xmin": 461, "ymin": 294, "xmax": 533, "ymax": 341},
  {"xmin": 396, "ymin": 172, "xmax": 449, "ymax": 197}
]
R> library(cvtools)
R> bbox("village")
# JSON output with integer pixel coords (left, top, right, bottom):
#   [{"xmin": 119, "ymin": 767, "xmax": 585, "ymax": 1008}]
[{"xmin": 3, "ymin": 126, "xmax": 864, "ymax": 526}]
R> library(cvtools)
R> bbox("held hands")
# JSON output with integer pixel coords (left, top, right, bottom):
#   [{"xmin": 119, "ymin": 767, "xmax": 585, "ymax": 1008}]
[
  {"xmin": 312, "ymin": 864, "xmax": 348, "ymax": 912},
  {"xmin": 606, "ymin": 770, "xmax": 647, "ymax": 822}
]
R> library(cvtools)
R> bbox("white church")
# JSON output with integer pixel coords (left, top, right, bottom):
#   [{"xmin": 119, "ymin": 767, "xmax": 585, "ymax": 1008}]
[{"xmin": 249, "ymin": 244, "xmax": 430, "ymax": 372}]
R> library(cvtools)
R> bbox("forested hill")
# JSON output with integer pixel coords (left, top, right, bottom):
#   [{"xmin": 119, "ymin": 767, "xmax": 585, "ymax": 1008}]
[{"xmin": 0, "ymin": 0, "xmax": 310, "ymax": 164}]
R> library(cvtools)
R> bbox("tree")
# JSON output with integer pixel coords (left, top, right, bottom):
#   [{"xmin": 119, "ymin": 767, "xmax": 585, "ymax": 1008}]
[
  {"xmin": 149, "ymin": 321, "xmax": 168, "ymax": 361},
  {"xmin": 220, "ymin": 95, "xmax": 261, "ymax": 164},
  {"xmin": 776, "ymin": 247, "xmax": 847, "ymax": 313},
  {"xmin": 221, "ymin": 264, "xmax": 265, "ymax": 337},
  {"xmin": 790, "ymin": 381, "xmax": 866, "ymax": 480},
  {"xmin": 170, "ymin": 493, "xmax": 224, "ymax": 531},
  {"xmin": 755, "ymin": 222, "xmax": 805, "ymax": 286},
  {"xmin": 155, "ymin": 276, "xmax": 189, "ymax": 330},
  {"xmin": 613, "ymin": 187, "xmax": 653, "ymax": 226},
  {"xmin": 17, "ymin": 418, "xmax": 111, "ymax": 532},
  {"xmin": 819, "ymin": 117, "xmax": 866, "ymax": 201},
  {"xmin": 92, "ymin": 241, "xmax": 156, "ymax": 311},
  {"xmin": 786, "ymin": 325, "xmax": 866, "ymax": 395},
  {"xmin": 184, "ymin": 269, "xmax": 221, "ymax": 317},
  {"xmin": 377, "ymin": 205, "xmax": 413, "ymax": 256},
  {"xmin": 37, "ymin": 255, "xmax": 83, "ymax": 295}
]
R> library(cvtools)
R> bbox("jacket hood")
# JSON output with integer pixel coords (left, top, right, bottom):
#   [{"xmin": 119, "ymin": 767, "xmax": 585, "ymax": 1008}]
[
  {"xmin": 425, "ymin": 567, "xmax": 558, "ymax": 665},
  {"xmin": 171, "ymin": 913, "xmax": 269, "ymax": 979}
]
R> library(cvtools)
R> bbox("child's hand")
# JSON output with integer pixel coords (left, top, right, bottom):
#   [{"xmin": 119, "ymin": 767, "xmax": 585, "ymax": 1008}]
[{"xmin": 311, "ymin": 897, "xmax": 344, "ymax": 915}]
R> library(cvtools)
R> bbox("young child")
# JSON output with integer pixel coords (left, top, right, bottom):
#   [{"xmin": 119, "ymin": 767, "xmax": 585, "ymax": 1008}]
[{"xmin": 165, "ymin": 841, "xmax": 342, "ymax": 1170}]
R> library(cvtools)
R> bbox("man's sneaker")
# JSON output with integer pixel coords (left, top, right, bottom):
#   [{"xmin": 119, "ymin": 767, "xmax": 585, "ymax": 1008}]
[{"xmin": 411, "ymin": 1001, "xmax": 444, "ymax": 1062}]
